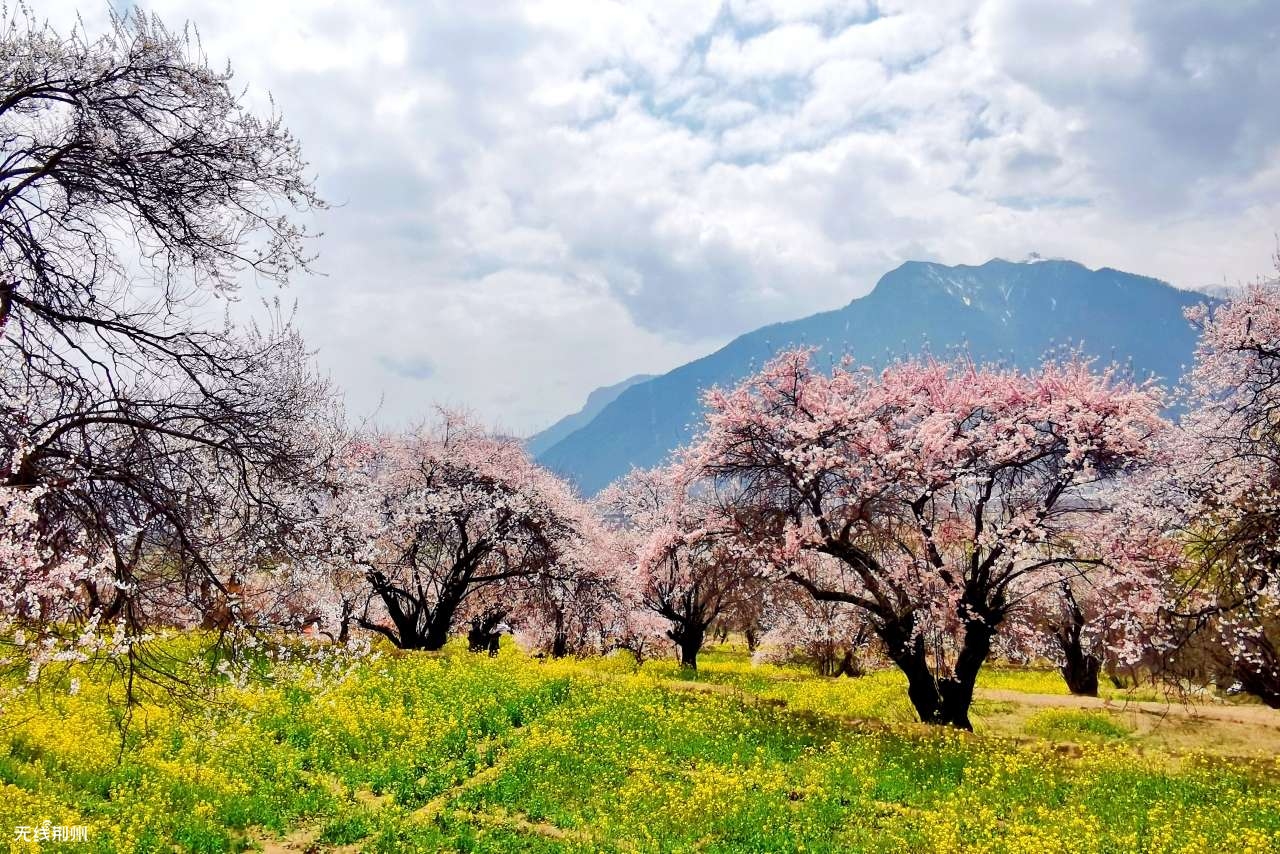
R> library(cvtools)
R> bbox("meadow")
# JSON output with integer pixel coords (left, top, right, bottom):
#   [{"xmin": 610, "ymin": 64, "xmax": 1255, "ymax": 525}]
[{"xmin": 2, "ymin": 640, "xmax": 1278, "ymax": 854}]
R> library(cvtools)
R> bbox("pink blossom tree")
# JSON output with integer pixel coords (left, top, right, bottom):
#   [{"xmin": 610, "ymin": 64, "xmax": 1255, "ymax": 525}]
[
  {"xmin": 1002, "ymin": 494, "xmax": 1181, "ymax": 696},
  {"xmin": 584, "ymin": 529, "xmax": 672, "ymax": 666},
  {"xmin": 1165, "ymin": 275, "xmax": 1280, "ymax": 707},
  {"xmin": 599, "ymin": 465, "xmax": 752, "ymax": 670},
  {"xmin": 693, "ymin": 349, "xmax": 1168, "ymax": 727},
  {"xmin": 510, "ymin": 528, "xmax": 623, "ymax": 658},
  {"xmin": 517, "ymin": 520, "xmax": 673, "ymax": 663},
  {"xmin": 327, "ymin": 412, "xmax": 591, "ymax": 651},
  {"xmin": 0, "ymin": 333, "xmax": 340, "ymax": 690},
  {"xmin": 0, "ymin": 473, "xmax": 116, "ymax": 680},
  {"xmin": 752, "ymin": 562, "xmax": 879, "ymax": 677}
]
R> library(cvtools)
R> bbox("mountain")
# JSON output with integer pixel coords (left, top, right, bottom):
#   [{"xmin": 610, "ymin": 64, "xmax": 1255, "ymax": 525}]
[
  {"xmin": 537, "ymin": 258, "xmax": 1211, "ymax": 496},
  {"xmin": 525, "ymin": 374, "xmax": 654, "ymax": 458},
  {"xmin": 1196, "ymin": 283, "xmax": 1245, "ymax": 301}
]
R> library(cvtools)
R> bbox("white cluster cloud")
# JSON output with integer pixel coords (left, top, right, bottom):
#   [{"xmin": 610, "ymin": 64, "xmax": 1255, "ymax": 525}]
[{"xmin": 39, "ymin": 0, "xmax": 1280, "ymax": 434}]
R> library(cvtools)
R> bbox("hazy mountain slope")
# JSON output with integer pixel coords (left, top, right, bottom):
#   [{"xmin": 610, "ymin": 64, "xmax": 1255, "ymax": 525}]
[
  {"xmin": 539, "ymin": 259, "xmax": 1208, "ymax": 495},
  {"xmin": 525, "ymin": 374, "xmax": 654, "ymax": 458}
]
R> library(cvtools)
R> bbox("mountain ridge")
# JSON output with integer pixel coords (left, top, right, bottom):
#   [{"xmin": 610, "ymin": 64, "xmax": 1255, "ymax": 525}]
[
  {"xmin": 525, "ymin": 373, "xmax": 654, "ymax": 458},
  {"xmin": 538, "ymin": 258, "xmax": 1210, "ymax": 495}
]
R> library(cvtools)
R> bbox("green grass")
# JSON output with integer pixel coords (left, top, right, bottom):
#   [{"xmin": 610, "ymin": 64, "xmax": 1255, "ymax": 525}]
[
  {"xmin": 1023, "ymin": 709, "xmax": 1134, "ymax": 742},
  {"xmin": 1, "ymin": 640, "xmax": 1277, "ymax": 853}
]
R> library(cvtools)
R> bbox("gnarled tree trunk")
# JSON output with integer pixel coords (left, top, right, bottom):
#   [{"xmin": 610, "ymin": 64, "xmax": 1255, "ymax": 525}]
[
  {"xmin": 1232, "ymin": 631, "xmax": 1280, "ymax": 709},
  {"xmin": 468, "ymin": 611, "xmax": 505, "ymax": 656},
  {"xmin": 669, "ymin": 621, "xmax": 706, "ymax": 670},
  {"xmin": 834, "ymin": 648, "xmax": 863, "ymax": 678},
  {"xmin": 361, "ymin": 568, "xmax": 472, "ymax": 651},
  {"xmin": 1054, "ymin": 584, "xmax": 1101, "ymax": 696},
  {"xmin": 879, "ymin": 609, "xmax": 997, "ymax": 730},
  {"xmin": 550, "ymin": 611, "xmax": 570, "ymax": 658},
  {"xmin": 1059, "ymin": 644, "xmax": 1101, "ymax": 697}
]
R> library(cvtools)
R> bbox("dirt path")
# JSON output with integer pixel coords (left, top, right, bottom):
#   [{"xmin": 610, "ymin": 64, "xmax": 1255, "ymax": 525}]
[
  {"xmin": 664, "ymin": 676, "xmax": 1280, "ymax": 757},
  {"xmin": 657, "ymin": 675, "xmax": 1280, "ymax": 731},
  {"xmin": 975, "ymin": 688, "xmax": 1280, "ymax": 727},
  {"xmin": 972, "ymin": 687, "xmax": 1280, "ymax": 759}
]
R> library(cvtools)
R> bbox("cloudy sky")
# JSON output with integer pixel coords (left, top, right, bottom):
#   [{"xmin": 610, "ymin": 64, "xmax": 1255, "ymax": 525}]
[{"xmin": 48, "ymin": 1, "xmax": 1280, "ymax": 434}]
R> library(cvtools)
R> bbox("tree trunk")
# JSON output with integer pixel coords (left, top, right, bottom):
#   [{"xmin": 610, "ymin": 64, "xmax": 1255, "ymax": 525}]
[
  {"xmin": 880, "ymin": 620, "xmax": 945, "ymax": 724},
  {"xmin": 466, "ymin": 620, "xmax": 487, "ymax": 652},
  {"xmin": 670, "ymin": 622, "xmax": 705, "ymax": 670},
  {"xmin": 337, "ymin": 601, "xmax": 354, "ymax": 644},
  {"xmin": 1237, "ymin": 668, "xmax": 1280, "ymax": 709},
  {"xmin": 1054, "ymin": 587, "xmax": 1101, "ymax": 696},
  {"xmin": 935, "ymin": 616, "xmax": 994, "ymax": 730},
  {"xmin": 1234, "ymin": 633, "xmax": 1280, "ymax": 709},
  {"xmin": 679, "ymin": 635, "xmax": 702, "ymax": 670},
  {"xmin": 367, "ymin": 571, "xmax": 459, "ymax": 651},
  {"xmin": 834, "ymin": 648, "xmax": 863, "ymax": 678},
  {"xmin": 551, "ymin": 629, "xmax": 569, "ymax": 659},
  {"xmin": 467, "ymin": 612, "xmax": 504, "ymax": 655},
  {"xmin": 421, "ymin": 610, "xmax": 454, "ymax": 650},
  {"xmin": 879, "ymin": 612, "xmax": 995, "ymax": 730},
  {"xmin": 1059, "ymin": 647, "xmax": 1101, "ymax": 696},
  {"xmin": 0, "ymin": 281, "xmax": 13, "ymax": 340}
]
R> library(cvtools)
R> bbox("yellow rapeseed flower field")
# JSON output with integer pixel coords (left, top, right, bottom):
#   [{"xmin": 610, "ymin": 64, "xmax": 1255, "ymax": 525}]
[{"xmin": 0, "ymin": 639, "xmax": 1277, "ymax": 853}]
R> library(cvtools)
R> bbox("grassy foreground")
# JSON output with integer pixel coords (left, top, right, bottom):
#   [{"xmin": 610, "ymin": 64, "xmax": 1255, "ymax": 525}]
[{"xmin": 1, "ymin": 641, "xmax": 1278, "ymax": 854}]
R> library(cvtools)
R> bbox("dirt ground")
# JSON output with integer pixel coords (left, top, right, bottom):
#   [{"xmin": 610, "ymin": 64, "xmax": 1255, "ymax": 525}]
[{"xmin": 973, "ymin": 687, "xmax": 1280, "ymax": 758}]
